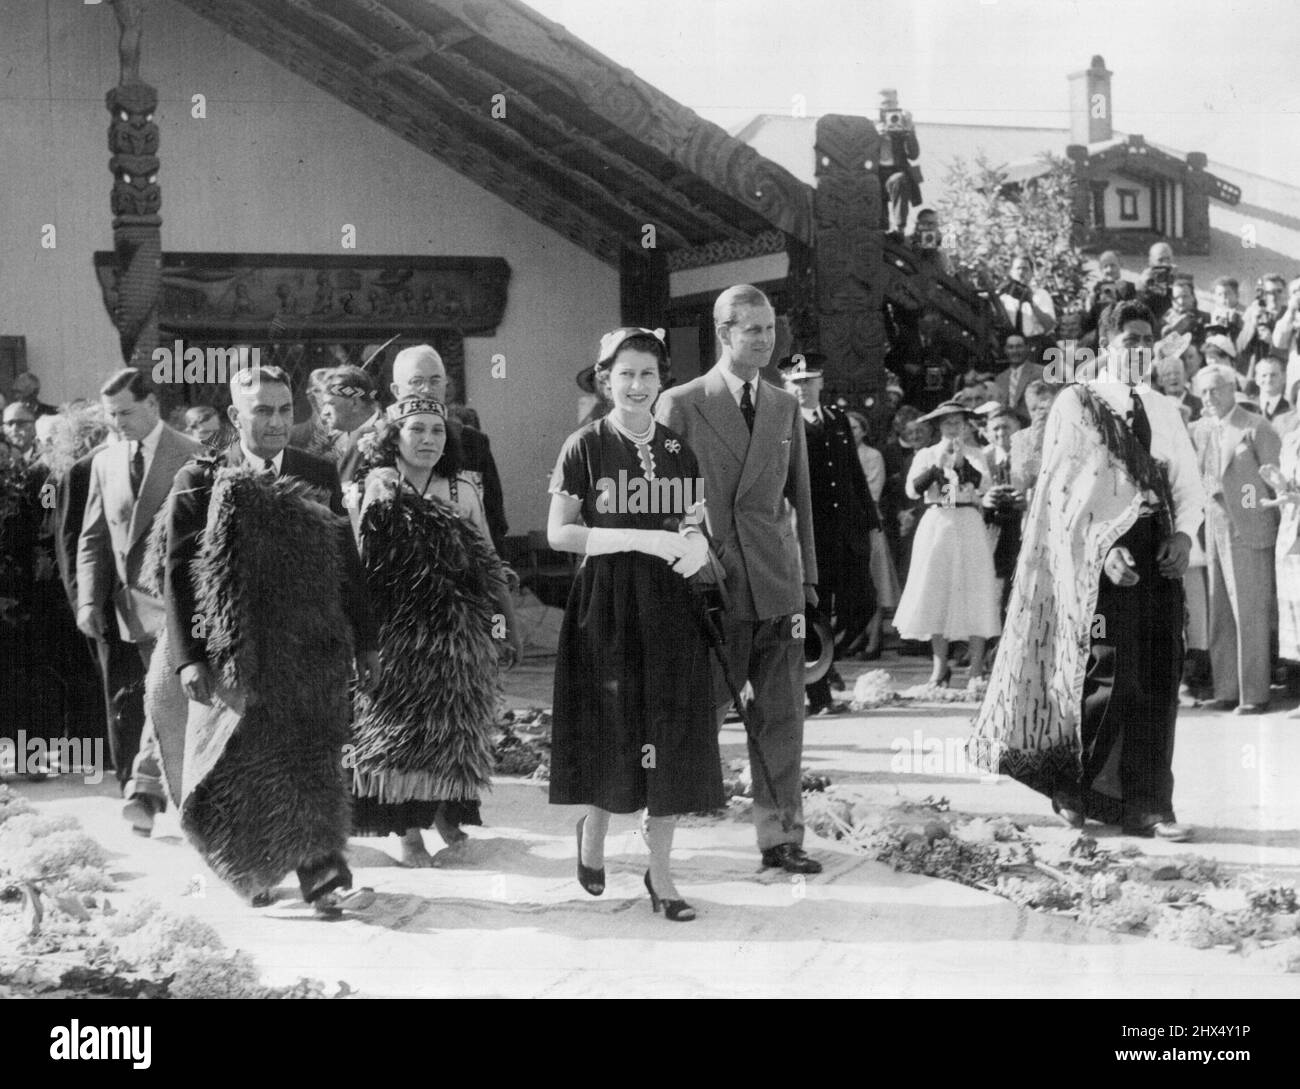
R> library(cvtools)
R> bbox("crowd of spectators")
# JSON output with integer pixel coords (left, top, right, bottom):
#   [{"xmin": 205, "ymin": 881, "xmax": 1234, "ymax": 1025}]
[{"xmin": 806, "ymin": 233, "xmax": 1300, "ymax": 713}]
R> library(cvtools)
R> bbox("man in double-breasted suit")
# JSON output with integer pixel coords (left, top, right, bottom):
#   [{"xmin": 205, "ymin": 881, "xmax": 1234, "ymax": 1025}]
[
  {"xmin": 77, "ymin": 370, "xmax": 202, "ymax": 813},
  {"xmin": 656, "ymin": 285, "xmax": 822, "ymax": 874},
  {"xmin": 1192, "ymin": 364, "xmax": 1282, "ymax": 713}
]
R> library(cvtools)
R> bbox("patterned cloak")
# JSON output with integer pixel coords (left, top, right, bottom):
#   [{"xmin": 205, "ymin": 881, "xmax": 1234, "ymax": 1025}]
[
  {"xmin": 968, "ymin": 385, "xmax": 1153, "ymax": 793},
  {"xmin": 348, "ymin": 491, "xmax": 501, "ymax": 806},
  {"xmin": 142, "ymin": 466, "xmax": 354, "ymax": 898}
]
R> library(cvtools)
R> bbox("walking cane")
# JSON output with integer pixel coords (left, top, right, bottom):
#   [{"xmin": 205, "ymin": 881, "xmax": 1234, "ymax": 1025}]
[{"xmin": 664, "ymin": 516, "xmax": 793, "ymax": 833}]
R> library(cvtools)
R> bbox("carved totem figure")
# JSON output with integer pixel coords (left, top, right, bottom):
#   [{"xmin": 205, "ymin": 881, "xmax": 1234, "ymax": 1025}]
[
  {"xmin": 813, "ymin": 115, "xmax": 887, "ymax": 403},
  {"xmin": 104, "ymin": 0, "xmax": 162, "ymax": 370}
]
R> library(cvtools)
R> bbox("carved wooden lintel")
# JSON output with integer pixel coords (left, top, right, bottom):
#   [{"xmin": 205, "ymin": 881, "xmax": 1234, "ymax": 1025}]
[{"xmin": 92, "ymin": 253, "xmax": 512, "ymax": 341}]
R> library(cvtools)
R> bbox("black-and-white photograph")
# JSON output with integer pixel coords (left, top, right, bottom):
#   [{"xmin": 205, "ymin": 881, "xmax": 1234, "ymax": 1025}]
[{"xmin": 2, "ymin": 0, "xmax": 1298, "ymax": 1027}]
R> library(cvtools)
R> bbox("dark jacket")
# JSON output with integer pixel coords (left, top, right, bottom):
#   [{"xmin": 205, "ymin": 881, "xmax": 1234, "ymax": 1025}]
[
  {"xmin": 454, "ymin": 419, "xmax": 507, "ymax": 552},
  {"xmin": 55, "ymin": 448, "xmax": 101, "ymax": 612},
  {"xmin": 803, "ymin": 405, "xmax": 877, "ymax": 595},
  {"xmin": 163, "ymin": 444, "xmax": 376, "ymax": 671}
]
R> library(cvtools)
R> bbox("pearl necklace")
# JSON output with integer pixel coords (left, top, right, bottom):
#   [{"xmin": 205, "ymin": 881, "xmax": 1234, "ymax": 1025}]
[{"xmin": 608, "ymin": 413, "xmax": 655, "ymax": 446}]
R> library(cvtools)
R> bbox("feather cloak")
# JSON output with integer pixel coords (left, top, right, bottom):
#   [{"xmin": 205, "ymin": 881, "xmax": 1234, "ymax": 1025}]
[
  {"xmin": 968, "ymin": 385, "xmax": 1148, "ymax": 794},
  {"xmin": 349, "ymin": 491, "xmax": 501, "ymax": 807},
  {"xmin": 143, "ymin": 466, "xmax": 354, "ymax": 897}
]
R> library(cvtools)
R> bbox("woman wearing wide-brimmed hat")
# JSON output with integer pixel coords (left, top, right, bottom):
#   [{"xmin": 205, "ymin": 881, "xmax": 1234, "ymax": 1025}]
[{"xmin": 892, "ymin": 400, "xmax": 1001, "ymax": 687}]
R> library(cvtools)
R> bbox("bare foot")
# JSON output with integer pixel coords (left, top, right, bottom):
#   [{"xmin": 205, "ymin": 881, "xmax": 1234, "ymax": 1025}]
[
  {"xmin": 398, "ymin": 830, "xmax": 437, "ymax": 868},
  {"xmin": 433, "ymin": 806, "xmax": 469, "ymax": 848}
]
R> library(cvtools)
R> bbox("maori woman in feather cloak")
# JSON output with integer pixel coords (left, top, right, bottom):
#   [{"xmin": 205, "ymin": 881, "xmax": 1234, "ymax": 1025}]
[{"xmin": 348, "ymin": 396, "xmax": 522, "ymax": 867}]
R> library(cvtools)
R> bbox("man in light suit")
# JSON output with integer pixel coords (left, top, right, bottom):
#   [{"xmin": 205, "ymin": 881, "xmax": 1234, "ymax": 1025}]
[
  {"xmin": 656, "ymin": 285, "xmax": 822, "ymax": 875},
  {"xmin": 1192, "ymin": 364, "xmax": 1282, "ymax": 713},
  {"xmin": 77, "ymin": 369, "xmax": 202, "ymax": 824},
  {"xmin": 991, "ymin": 334, "xmax": 1045, "ymax": 426}
]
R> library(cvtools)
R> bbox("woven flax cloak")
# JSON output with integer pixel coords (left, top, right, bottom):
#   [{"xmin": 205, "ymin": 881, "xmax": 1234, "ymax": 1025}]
[
  {"xmin": 968, "ymin": 385, "xmax": 1148, "ymax": 793},
  {"xmin": 348, "ymin": 491, "xmax": 501, "ymax": 806},
  {"xmin": 143, "ymin": 466, "xmax": 355, "ymax": 898}
]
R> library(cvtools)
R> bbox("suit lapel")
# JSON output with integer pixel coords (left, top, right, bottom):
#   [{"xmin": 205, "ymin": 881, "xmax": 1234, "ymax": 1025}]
[
  {"xmin": 697, "ymin": 366, "xmax": 751, "ymax": 467},
  {"xmin": 738, "ymin": 378, "xmax": 783, "ymax": 498},
  {"xmin": 107, "ymin": 441, "xmax": 134, "ymax": 543},
  {"xmin": 1220, "ymin": 408, "xmax": 1242, "ymax": 476},
  {"xmin": 128, "ymin": 428, "xmax": 177, "ymax": 548}
]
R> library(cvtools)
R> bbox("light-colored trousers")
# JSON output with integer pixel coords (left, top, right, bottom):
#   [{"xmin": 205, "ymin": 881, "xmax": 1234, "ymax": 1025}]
[{"xmin": 1205, "ymin": 510, "xmax": 1275, "ymax": 706}]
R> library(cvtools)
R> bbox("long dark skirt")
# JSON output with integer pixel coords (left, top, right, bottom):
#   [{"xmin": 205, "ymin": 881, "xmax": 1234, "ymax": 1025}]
[
  {"xmin": 550, "ymin": 553, "xmax": 724, "ymax": 817},
  {"xmin": 1074, "ymin": 516, "xmax": 1184, "ymax": 825}
]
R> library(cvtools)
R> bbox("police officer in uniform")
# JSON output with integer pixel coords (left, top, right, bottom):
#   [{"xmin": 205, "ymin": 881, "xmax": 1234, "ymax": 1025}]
[{"xmin": 780, "ymin": 354, "xmax": 877, "ymax": 714}]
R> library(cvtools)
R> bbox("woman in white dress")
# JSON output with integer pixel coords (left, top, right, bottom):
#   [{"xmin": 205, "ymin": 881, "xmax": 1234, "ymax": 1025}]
[{"xmin": 892, "ymin": 401, "xmax": 1001, "ymax": 687}]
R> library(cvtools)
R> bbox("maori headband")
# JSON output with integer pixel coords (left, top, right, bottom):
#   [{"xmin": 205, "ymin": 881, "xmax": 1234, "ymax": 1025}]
[
  {"xmin": 325, "ymin": 381, "xmax": 373, "ymax": 400},
  {"xmin": 386, "ymin": 396, "xmax": 447, "ymax": 423}
]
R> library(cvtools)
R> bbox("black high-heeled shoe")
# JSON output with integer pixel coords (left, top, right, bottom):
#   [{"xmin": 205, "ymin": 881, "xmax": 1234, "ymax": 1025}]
[
  {"xmin": 575, "ymin": 816, "xmax": 604, "ymax": 896},
  {"xmin": 928, "ymin": 665, "xmax": 952, "ymax": 688},
  {"xmin": 644, "ymin": 871, "xmax": 696, "ymax": 922}
]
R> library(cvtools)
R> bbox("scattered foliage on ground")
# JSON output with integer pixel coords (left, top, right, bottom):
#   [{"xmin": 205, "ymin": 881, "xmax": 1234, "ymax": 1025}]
[{"xmin": 0, "ymin": 783, "xmax": 346, "ymax": 998}]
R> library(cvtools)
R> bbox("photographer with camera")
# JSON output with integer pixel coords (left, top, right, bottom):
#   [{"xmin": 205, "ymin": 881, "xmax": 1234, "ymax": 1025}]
[
  {"xmin": 877, "ymin": 88, "xmax": 922, "ymax": 237},
  {"xmin": 1138, "ymin": 241, "xmax": 1178, "ymax": 324},
  {"xmin": 1206, "ymin": 276, "xmax": 1244, "ymax": 344},
  {"xmin": 906, "ymin": 207, "xmax": 952, "ymax": 276},
  {"xmin": 1269, "ymin": 275, "xmax": 1300, "ymax": 402},
  {"xmin": 997, "ymin": 256, "xmax": 1057, "ymax": 361},
  {"xmin": 1236, "ymin": 273, "xmax": 1288, "ymax": 393},
  {"xmin": 1162, "ymin": 276, "xmax": 1210, "ymax": 348},
  {"xmin": 1080, "ymin": 251, "xmax": 1137, "ymax": 350}
]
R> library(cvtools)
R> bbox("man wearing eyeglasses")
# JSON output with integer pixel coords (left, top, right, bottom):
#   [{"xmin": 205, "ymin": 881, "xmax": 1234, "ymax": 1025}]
[{"xmin": 2, "ymin": 403, "xmax": 38, "ymax": 459}]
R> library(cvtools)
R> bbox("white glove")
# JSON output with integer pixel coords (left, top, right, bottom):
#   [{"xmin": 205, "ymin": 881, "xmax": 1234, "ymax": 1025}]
[
  {"xmin": 670, "ymin": 530, "xmax": 710, "ymax": 578},
  {"xmin": 585, "ymin": 527, "xmax": 690, "ymax": 563}
]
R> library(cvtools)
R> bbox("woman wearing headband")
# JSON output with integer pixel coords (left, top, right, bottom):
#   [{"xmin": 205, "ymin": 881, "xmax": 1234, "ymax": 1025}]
[
  {"xmin": 547, "ymin": 328, "xmax": 724, "ymax": 922},
  {"xmin": 348, "ymin": 395, "xmax": 522, "ymax": 867}
]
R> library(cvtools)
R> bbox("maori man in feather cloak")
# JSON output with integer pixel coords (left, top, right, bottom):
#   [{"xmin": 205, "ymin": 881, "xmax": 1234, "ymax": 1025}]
[
  {"xmin": 148, "ymin": 366, "xmax": 380, "ymax": 916},
  {"xmin": 971, "ymin": 300, "xmax": 1204, "ymax": 842}
]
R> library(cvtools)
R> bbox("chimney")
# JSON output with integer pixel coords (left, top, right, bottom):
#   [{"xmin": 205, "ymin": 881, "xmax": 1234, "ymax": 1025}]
[{"xmin": 1068, "ymin": 54, "xmax": 1113, "ymax": 145}]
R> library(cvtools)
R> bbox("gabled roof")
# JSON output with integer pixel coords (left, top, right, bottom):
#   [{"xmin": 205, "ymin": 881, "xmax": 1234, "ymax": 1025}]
[
  {"xmin": 1004, "ymin": 135, "xmax": 1242, "ymax": 205},
  {"xmin": 174, "ymin": 0, "xmax": 813, "ymax": 264}
]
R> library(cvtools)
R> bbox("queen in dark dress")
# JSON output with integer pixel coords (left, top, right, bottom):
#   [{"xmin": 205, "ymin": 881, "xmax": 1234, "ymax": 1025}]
[{"xmin": 547, "ymin": 328, "xmax": 724, "ymax": 922}]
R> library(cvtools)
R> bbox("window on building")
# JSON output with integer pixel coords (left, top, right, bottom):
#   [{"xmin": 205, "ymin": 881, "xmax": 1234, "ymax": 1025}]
[
  {"xmin": 1117, "ymin": 188, "xmax": 1139, "ymax": 222},
  {"xmin": 1090, "ymin": 184, "xmax": 1106, "ymax": 229}
]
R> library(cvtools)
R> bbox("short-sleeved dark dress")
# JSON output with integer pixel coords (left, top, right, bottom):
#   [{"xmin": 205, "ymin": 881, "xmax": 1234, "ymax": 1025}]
[{"xmin": 548, "ymin": 417, "xmax": 724, "ymax": 817}]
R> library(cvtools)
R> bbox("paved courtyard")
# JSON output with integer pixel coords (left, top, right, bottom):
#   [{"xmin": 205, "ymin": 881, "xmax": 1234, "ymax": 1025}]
[{"xmin": 7, "ymin": 648, "xmax": 1299, "ymax": 998}]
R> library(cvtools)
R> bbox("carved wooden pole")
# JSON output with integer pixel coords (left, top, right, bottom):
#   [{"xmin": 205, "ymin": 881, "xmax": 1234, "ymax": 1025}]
[
  {"xmin": 812, "ymin": 115, "xmax": 886, "ymax": 406},
  {"xmin": 784, "ymin": 233, "xmax": 818, "ymax": 359},
  {"xmin": 105, "ymin": 0, "xmax": 162, "ymax": 370}
]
